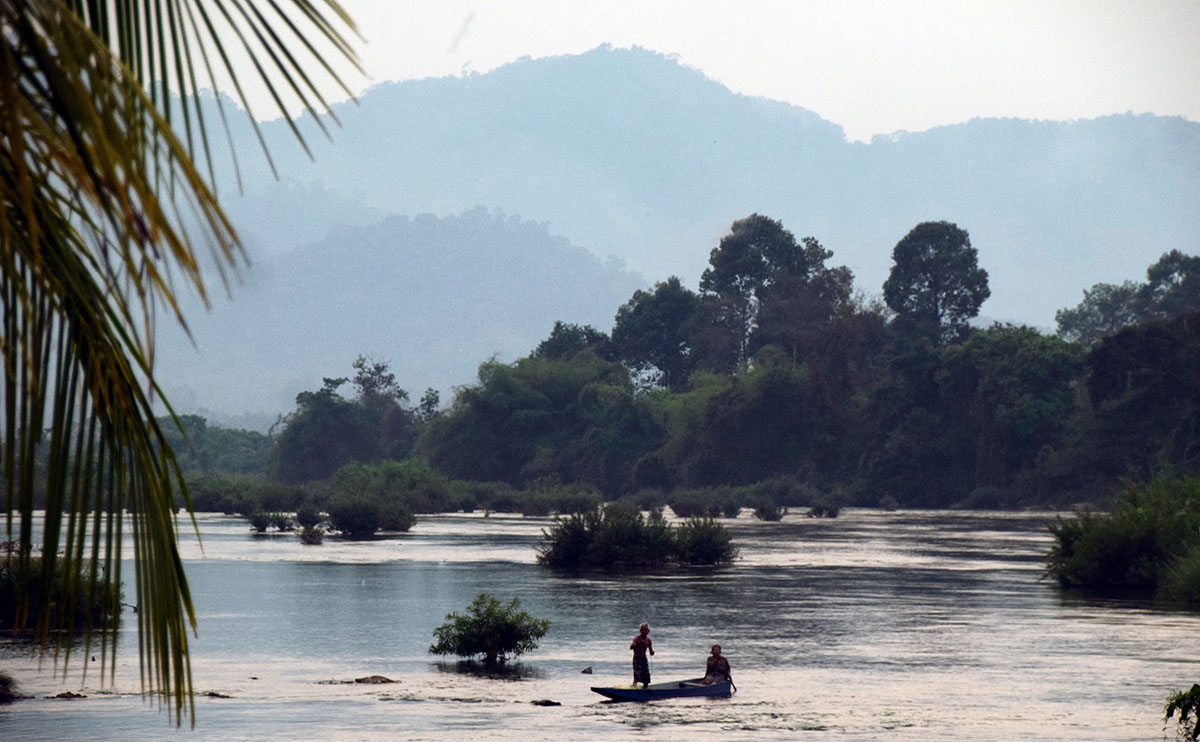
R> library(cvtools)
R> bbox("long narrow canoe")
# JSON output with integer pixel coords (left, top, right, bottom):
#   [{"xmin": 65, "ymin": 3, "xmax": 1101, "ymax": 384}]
[{"xmin": 590, "ymin": 677, "xmax": 733, "ymax": 702}]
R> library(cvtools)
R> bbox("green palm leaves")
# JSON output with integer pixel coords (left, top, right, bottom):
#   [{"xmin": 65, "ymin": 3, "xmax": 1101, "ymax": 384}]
[{"xmin": 1, "ymin": 0, "xmax": 358, "ymax": 725}]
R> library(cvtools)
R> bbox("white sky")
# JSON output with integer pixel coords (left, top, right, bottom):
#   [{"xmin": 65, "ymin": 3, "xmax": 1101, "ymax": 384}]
[{"xmin": 329, "ymin": 0, "xmax": 1200, "ymax": 141}]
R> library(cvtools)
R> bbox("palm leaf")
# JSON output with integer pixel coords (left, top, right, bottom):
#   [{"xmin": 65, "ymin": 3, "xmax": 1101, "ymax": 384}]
[{"xmin": 1, "ymin": 0, "xmax": 359, "ymax": 726}]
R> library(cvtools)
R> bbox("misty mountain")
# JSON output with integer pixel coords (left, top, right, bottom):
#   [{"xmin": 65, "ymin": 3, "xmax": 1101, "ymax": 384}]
[
  {"xmin": 158, "ymin": 208, "xmax": 643, "ymax": 429},
  {"xmin": 166, "ymin": 44, "xmax": 1200, "ymax": 423}
]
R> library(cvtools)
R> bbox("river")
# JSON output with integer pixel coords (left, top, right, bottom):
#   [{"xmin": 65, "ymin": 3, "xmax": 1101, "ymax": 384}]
[{"xmin": 2, "ymin": 509, "xmax": 1197, "ymax": 741}]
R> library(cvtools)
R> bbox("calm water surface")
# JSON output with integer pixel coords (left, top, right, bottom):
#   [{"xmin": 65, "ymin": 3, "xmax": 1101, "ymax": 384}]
[{"xmin": 2, "ymin": 509, "xmax": 1197, "ymax": 741}]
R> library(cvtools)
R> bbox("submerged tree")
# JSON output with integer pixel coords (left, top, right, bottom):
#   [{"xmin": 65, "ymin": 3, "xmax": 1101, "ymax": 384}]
[{"xmin": 1, "ymin": 0, "xmax": 359, "ymax": 723}]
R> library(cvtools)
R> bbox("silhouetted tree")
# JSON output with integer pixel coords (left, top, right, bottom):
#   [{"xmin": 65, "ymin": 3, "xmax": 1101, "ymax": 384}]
[
  {"xmin": 612, "ymin": 276, "xmax": 699, "ymax": 390},
  {"xmin": 532, "ymin": 321, "xmax": 613, "ymax": 360},
  {"xmin": 1055, "ymin": 281, "xmax": 1142, "ymax": 345},
  {"xmin": 1138, "ymin": 250, "xmax": 1200, "ymax": 321},
  {"xmin": 883, "ymin": 221, "xmax": 990, "ymax": 345},
  {"xmin": 699, "ymin": 214, "xmax": 811, "ymax": 364}
]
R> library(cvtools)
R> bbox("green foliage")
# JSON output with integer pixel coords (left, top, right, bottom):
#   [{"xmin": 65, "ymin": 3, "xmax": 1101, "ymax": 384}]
[
  {"xmin": 668, "ymin": 487, "xmax": 740, "ymax": 518},
  {"xmin": 157, "ymin": 415, "xmax": 272, "ymax": 476},
  {"xmin": 612, "ymin": 276, "xmax": 700, "ymax": 391},
  {"xmin": 1057, "ymin": 250, "xmax": 1200, "ymax": 345},
  {"xmin": 753, "ymin": 502, "xmax": 787, "ymax": 521},
  {"xmin": 532, "ymin": 321, "xmax": 613, "ymax": 361},
  {"xmin": 299, "ymin": 527, "xmax": 325, "ymax": 546},
  {"xmin": 0, "ymin": 671, "xmax": 17, "ymax": 703},
  {"xmin": 416, "ymin": 352, "xmax": 654, "ymax": 496},
  {"xmin": 1160, "ymin": 544, "xmax": 1200, "ymax": 605},
  {"xmin": 428, "ymin": 594, "xmax": 550, "ymax": 665},
  {"xmin": 185, "ymin": 475, "xmax": 305, "ymax": 516},
  {"xmin": 883, "ymin": 221, "xmax": 990, "ymax": 345},
  {"xmin": 698, "ymin": 214, "xmax": 816, "ymax": 365},
  {"xmin": 1055, "ymin": 280, "xmax": 1142, "ymax": 345},
  {"xmin": 1046, "ymin": 476, "xmax": 1200, "ymax": 600},
  {"xmin": 327, "ymin": 496, "xmax": 383, "ymax": 538},
  {"xmin": 295, "ymin": 503, "xmax": 324, "ymax": 529},
  {"xmin": 537, "ymin": 504, "xmax": 734, "ymax": 568},
  {"xmin": 0, "ymin": 555, "xmax": 121, "ymax": 633},
  {"xmin": 1165, "ymin": 684, "xmax": 1200, "ymax": 741},
  {"xmin": 249, "ymin": 512, "xmax": 272, "ymax": 533},
  {"xmin": 675, "ymin": 517, "xmax": 738, "ymax": 564},
  {"xmin": 1056, "ymin": 314, "xmax": 1200, "ymax": 490},
  {"xmin": 270, "ymin": 360, "xmax": 417, "ymax": 484},
  {"xmin": 330, "ymin": 459, "xmax": 453, "ymax": 514}
]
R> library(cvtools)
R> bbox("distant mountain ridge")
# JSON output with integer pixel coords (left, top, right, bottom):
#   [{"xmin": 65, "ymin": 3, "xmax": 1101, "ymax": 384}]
[
  {"xmin": 159, "ymin": 208, "xmax": 643, "ymax": 429},
  {"xmin": 162, "ymin": 45, "xmax": 1200, "ymax": 424}
]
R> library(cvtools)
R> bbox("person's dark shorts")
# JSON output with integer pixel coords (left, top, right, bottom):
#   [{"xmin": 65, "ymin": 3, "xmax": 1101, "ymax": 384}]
[{"xmin": 633, "ymin": 655, "xmax": 650, "ymax": 685}]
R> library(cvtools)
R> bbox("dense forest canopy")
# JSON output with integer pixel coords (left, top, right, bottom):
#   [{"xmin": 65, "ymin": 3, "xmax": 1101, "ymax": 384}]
[{"xmin": 158, "ymin": 215, "xmax": 1200, "ymax": 514}]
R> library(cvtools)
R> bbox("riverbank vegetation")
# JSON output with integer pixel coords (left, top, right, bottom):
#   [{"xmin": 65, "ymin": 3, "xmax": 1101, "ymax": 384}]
[
  {"xmin": 429, "ymin": 594, "xmax": 549, "ymax": 665},
  {"xmin": 1047, "ymin": 475, "xmax": 1200, "ymax": 603},
  {"xmin": 0, "ymin": 552, "xmax": 122, "ymax": 634},
  {"xmin": 147, "ymin": 218, "xmax": 1196, "ymax": 526}
]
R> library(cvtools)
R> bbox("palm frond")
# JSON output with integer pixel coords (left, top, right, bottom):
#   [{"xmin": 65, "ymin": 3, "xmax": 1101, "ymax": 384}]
[{"xmin": 1, "ymin": 0, "xmax": 359, "ymax": 726}]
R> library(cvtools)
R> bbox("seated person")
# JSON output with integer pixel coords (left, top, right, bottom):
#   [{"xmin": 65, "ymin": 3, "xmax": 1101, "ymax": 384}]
[{"xmin": 702, "ymin": 644, "xmax": 731, "ymax": 684}]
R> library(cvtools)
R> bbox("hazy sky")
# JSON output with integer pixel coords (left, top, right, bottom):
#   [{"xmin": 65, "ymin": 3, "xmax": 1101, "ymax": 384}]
[{"xmin": 333, "ymin": 0, "xmax": 1199, "ymax": 142}]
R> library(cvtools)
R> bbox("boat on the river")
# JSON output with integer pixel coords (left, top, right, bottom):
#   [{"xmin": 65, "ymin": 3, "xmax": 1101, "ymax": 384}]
[{"xmin": 590, "ymin": 678, "xmax": 733, "ymax": 702}]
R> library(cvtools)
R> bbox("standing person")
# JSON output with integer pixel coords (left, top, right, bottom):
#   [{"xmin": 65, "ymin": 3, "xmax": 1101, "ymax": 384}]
[
  {"xmin": 702, "ymin": 644, "xmax": 731, "ymax": 685},
  {"xmin": 630, "ymin": 623, "xmax": 654, "ymax": 688}
]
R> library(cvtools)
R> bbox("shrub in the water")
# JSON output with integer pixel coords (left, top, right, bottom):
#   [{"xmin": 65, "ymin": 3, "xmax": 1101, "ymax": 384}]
[
  {"xmin": 328, "ymin": 496, "xmax": 382, "ymax": 538},
  {"xmin": 537, "ymin": 504, "xmax": 735, "ymax": 568},
  {"xmin": 675, "ymin": 517, "xmax": 738, "ymax": 564},
  {"xmin": 295, "ymin": 503, "xmax": 324, "ymax": 529},
  {"xmin": 429, "ymin": 594, "xmax": 549, "ymax": 665}
]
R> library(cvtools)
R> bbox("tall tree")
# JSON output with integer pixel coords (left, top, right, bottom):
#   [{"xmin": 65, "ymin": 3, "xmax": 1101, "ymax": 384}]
[
  {"xmin": 883, "ymin": 221, "xmax": 990, "ymax": 345},
  {"xmin": 751, "ymin": 238, "xmax": 855, "ymax": 362},
  {"xmin": 1, "ymin": 0, "xmax": 358, "ymax": 722},
  {"xmin": 698, "ymin": 214, "xmax": 810, "ymax": 365},
  {"xmin": 612, "ymin": 277, "xmax": 699, "ymax": 390},
  {"xmin": 1055, "ymin": 281, "xmax": 1142, "ymax": 345},
  {"xmin": 1138, "ymin": 249, "xmax": 1200, "ymax": 321},
  {"xmin": 532, "ymin": 321, "xmax": 613, "ymax": 361}
]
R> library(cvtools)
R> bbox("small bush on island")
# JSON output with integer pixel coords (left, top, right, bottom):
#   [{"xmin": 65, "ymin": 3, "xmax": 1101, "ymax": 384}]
[
  {"xmin": 429, "ymin": 594, "xmax": 549, "ymax": 665},
  {"xmin": 299, "ymin": 526, "xmax": 324, "ymax": 545},
  {"xmin": 1046, "ymin": 475, "xmax": 1200, "ymax": 603},
  {"xmin": 753, "ymin": 500, "xmax": 787, "ymax": 521},
  {"xmin": 675, "ymin": 517, "xmax": 738, "ymax": 564},
  {"xmin": 327, "ymin": 496, "xmax": 382, "ymax": 538},
  {"xmin": 249, "ymin": 512, "xmax": 272, "ymax": 533},
  {"xmin": 326, "ymin": 495, "xmax": 415, "ymax": 538},
  {"xmin": 537, "ymin": 503, "xmax": 735, "ymax": 568},
  {"xmin": 295, "ymin": 503, "xmax": 324, "ymax": 529},
  {"xmin": 1166, "ymin": 684, "xmax": 1200, "ymax": 741}
]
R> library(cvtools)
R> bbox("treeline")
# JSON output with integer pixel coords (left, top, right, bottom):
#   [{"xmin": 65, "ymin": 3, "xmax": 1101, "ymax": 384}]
[{"xmin": 174, "ymin": 215, "xmax": 1200, "ymax": 514}]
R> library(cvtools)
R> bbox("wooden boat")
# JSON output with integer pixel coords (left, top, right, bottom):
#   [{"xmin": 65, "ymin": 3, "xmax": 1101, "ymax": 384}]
[{"xmin": 590, "ymin": 677, "xmax": 733, "ymax": 702}]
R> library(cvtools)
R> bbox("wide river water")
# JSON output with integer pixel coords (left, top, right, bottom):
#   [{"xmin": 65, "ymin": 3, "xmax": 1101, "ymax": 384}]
[{"xmin": 2, "ymin": 509, "xmax": 1198, "ymax": 741}]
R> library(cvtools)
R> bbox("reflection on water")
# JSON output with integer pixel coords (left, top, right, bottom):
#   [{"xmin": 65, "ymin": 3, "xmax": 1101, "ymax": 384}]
[{"xmin": 2, "ymin": 509, "xmax": 1198, "ymax": 741}]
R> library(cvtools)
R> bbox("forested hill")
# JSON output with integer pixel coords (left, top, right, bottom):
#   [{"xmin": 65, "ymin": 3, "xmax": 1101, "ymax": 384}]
[
  {"xmin": 157, "ymin": 209, "xmax": 643, "ymax": 428},
  {"xmin": 169, "ymin": 44, "xmax": 1200, "ymax": 424},
  {"xmin": 214, "ymin": 44, "xmax": 1199, "ymax": 327}
]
